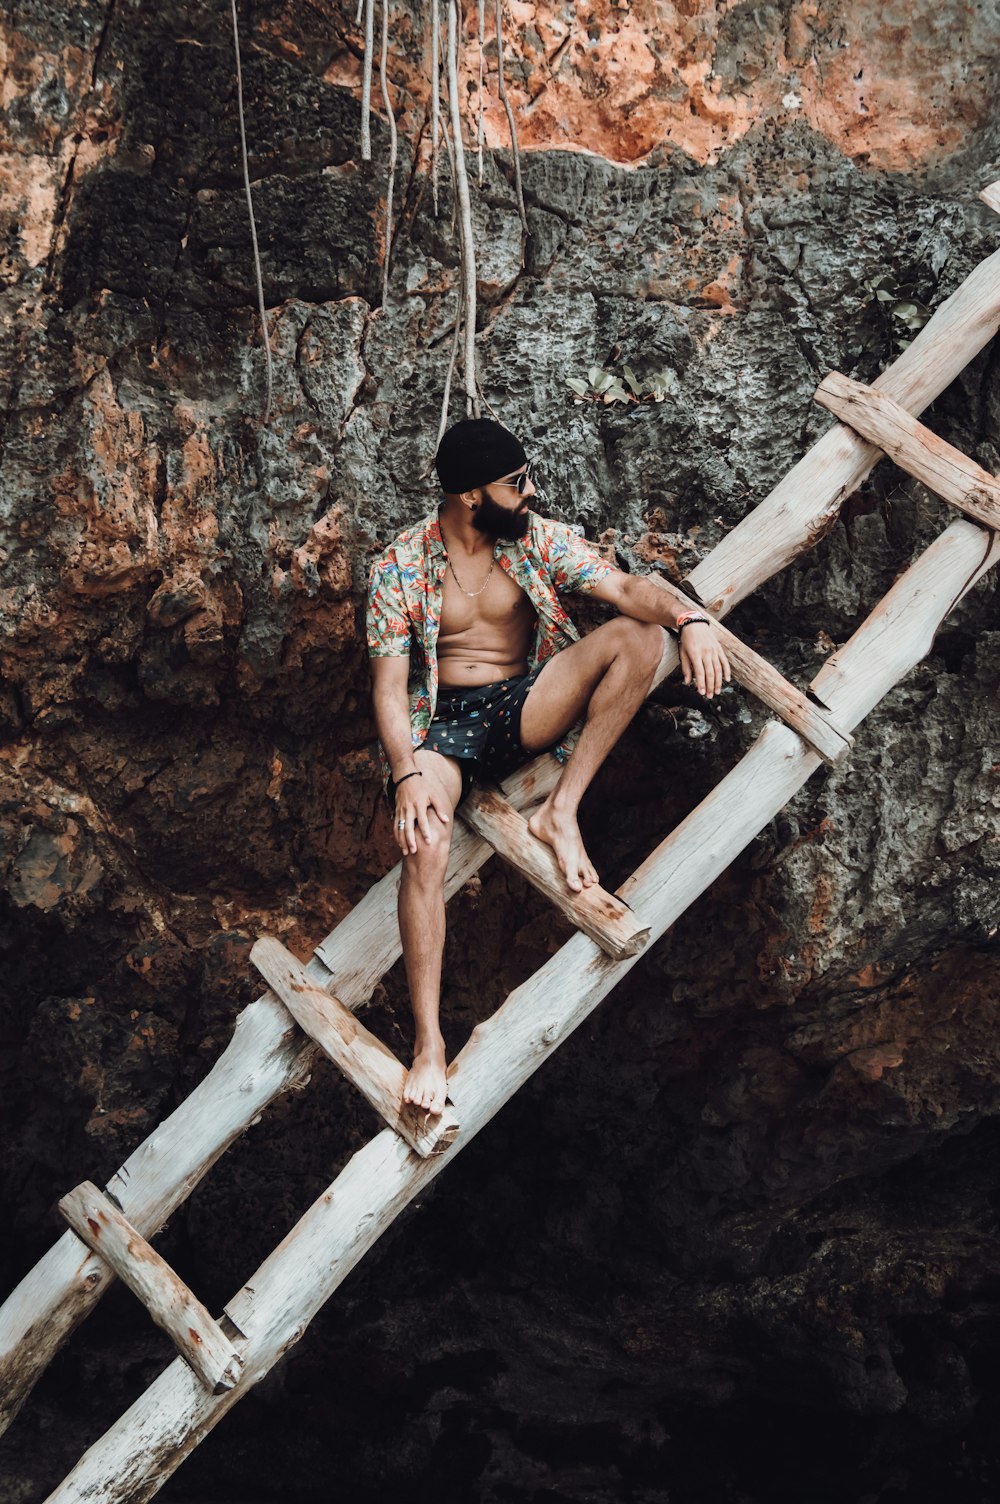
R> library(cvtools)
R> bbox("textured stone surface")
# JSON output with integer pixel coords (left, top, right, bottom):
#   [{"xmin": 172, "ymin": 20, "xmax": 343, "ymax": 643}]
[{"xmin": 1, "ymin": 1, "xmax": 1000, "ymax": 1500}]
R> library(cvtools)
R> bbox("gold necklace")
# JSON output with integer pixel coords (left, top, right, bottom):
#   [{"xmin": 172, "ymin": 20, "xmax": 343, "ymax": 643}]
[{"xmin": 440, "ymin": 527, "xmax": 494, "ymax": 597}]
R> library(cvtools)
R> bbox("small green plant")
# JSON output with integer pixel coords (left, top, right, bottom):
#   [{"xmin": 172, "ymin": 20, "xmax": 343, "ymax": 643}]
[
  {"xmin": 862, "ymin": 274, "xmax": 933, "ymax": 351},
  {"xmin": 566, "ymin": 363, "xmax": 679, "ymax": 406}
]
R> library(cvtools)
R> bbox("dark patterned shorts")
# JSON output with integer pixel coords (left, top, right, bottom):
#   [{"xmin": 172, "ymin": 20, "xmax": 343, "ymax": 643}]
[{"xmin": 388, "ymin": 665, "xmax": 547, "ymax": 810}]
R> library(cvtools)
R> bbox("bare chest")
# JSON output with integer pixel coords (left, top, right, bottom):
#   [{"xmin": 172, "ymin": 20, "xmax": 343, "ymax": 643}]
[{"xmin": 439, "ymin": 559, "xmax": 534, "ymax": 638}]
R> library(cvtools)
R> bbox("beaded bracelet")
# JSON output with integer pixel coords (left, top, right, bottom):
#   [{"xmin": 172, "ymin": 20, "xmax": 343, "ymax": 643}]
[
  {"xmin": 668, "ymin": 611, "xmax": 711, "ymax": 639},
  {"xmin": 393, "ymin": 770, "xmax": 423, "ymax": 790}
]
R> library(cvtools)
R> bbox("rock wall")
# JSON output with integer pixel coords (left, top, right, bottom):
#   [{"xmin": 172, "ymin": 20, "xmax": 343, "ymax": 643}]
[{"xmin": 1, "ymin": 2, "xmax": 999, "ymax": 1500}]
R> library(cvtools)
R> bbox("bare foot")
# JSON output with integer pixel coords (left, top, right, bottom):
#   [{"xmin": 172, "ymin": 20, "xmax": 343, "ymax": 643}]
[
  {"xmin": 527, "ymin": 801, "xmax": 599, "ymax": 893},
  {"xmin": 403, "ymin": 1035, "xmax": 448, "ymax": 1116}
]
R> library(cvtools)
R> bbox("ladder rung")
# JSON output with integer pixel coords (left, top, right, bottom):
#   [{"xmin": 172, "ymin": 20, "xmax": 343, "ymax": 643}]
[
  {"xmin": 58, "ymin": 1182, "xmax": 243, "ymax": 1394},
  {"xmin": 459, "ymin": 788, "xmax": 651, "ymax": 959},
  {"xmin": 815, "ymin": 370, "xmax": 1000, "ymax": 532},
  {"xmin": 653, "ymin": 577, "xmax": 854, "ymax": 766},
  {"xmin": 250, "ymin": 936, "xmax": 459, "ymax": 1159}
]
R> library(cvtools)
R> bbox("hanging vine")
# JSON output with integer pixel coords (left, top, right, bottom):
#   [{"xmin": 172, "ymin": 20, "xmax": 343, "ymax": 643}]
[
  {"xmin": 495, "ymin": 0, "xmax": 530, "ymax": 239},
  {"xmin": 436, "ymin": 129, "xmax": 466, "ymax": 452},
  {"xmin": 445, "ymin": 0, "xmax": 480, "ymax": 418},
  {"xmin": 229, "ymin": 0, "xmax": 273, "ymax": 421},
  {"xmin": 436, "ymin": 82, "xmax": 459, "ymax": 242},
  {"xmin": 431, "ymin": 1, "xmax": 442, "ymax": 217},
  {"xmin": 377, "ymin": 0, "xmax": 398, "ymax": 311},
  {"xmin": 358, "ymin": 0, "xmax": 374, "ymax": 160},
  {"xmin": 228, "ymin": 0, "xmax": 531, "ymax": 428},
  {"xmin": 476, "ymin": 0, "xmax": 485, "ymax": 186},
  {"xmin": 352, "ymin": 0, "xmax": 532, "ymax": 461}
]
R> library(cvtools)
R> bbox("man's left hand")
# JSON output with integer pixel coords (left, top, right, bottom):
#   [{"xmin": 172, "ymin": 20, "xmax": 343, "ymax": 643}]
[{"xmin": 680, "ymin": 622, "xmax": 731, "ymax": 698}]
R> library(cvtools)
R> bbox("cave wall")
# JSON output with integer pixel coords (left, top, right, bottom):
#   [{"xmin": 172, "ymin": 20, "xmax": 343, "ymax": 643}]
[{"xmin": 1, "ymin": 2, "xmax": 1000, "ymax": 1500}]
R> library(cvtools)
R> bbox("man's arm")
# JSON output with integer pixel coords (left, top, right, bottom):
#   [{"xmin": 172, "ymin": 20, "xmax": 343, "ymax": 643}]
[
  {"xmin": 589, "ymin": 567, "xmax": 688, "ymax": 629},
  {"xmin": 589, "ymin": 567, "xmax": 731, "ymax": 698},
  {"xmin": 365, "ymin": 551, "xmax": 450, "ymax": 846},
  {"xmin": 370, "ymin": 656, "xmax": 419, "ymax": 781},
  {"xmin": 366, "ymin": 550, "xmax": 421, "ymax": 780},
  {"xmin": 370, "ymin": 656, "xmax": 451, "ymax": 851}
]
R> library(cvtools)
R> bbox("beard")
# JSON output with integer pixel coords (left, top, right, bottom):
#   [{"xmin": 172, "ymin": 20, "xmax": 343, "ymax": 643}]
[{"xmin": 472, "ymin": 491, "xmax": 532, "ymax": 541}]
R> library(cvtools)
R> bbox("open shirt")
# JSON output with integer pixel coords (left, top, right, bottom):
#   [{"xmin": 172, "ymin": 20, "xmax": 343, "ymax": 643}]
[{"xmin": 366, "ymin": 508, "xmax": 615, "ymax": 790}]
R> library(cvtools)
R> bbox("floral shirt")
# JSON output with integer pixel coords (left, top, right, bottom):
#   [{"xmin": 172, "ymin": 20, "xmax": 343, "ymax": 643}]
[{"xmin": 366, "ymin": 508, "xmax": 616, "ymax": 789}]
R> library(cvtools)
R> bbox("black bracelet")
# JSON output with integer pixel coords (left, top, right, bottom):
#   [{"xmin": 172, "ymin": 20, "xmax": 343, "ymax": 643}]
[
  {"xmin": 394, "ymin": 770, "xmax": 423, "ymax": 790},
  {"xmin": 677, "ymin": 616, "xmax": 711, "ymax": 631}
]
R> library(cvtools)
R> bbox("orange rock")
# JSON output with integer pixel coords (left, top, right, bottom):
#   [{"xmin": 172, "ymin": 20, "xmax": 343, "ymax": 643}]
[
  {"xmin": 845, "ymin": 1042, "xmax": 906, "ymax": 1081},
  {"xmin": 331, "ymin": 0, "xmax": 996, "ymax": 171}
]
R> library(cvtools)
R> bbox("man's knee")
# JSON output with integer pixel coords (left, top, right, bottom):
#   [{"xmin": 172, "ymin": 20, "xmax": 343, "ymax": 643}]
[
  {"xmin": 400, "ymin": 811, "xmax": 453, "ymax": 885},
  {"xmin": 612, "ymin": 615, "xmax": 665, "ymax": 672}
]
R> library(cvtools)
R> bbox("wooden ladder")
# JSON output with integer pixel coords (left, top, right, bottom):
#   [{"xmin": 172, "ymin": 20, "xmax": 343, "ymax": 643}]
[{"xmin": 2, "ymin": 180, "xmax": 999, "ymax": 1502}]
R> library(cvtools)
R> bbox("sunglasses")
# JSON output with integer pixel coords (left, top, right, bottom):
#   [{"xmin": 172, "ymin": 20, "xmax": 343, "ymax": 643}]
[{"xmin": 491, "ymin": 460, "xmax": 534, "ymax": 495}]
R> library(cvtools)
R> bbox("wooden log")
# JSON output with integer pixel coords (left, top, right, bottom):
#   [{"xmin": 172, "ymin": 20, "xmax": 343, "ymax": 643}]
[
  {"xmin": 980, "ymin": 179, "xmax": 1000, "ymax": 215},
  {"xmin": 43, "ymin": 515, "xmax": 1000, "ymax": 1504},
  {"xmin": 57, "ymin": 1184, "xmax": 242, "ymax": 1394},
  {"xmin": 249, "ymin": 937, "xmax": 459, "ymax": 1158},
  {"xmin": 7, "ymin": 246, "xmax": 1000, "ymax": 1432},
  {"xmin": 650, "ymin": 577, "xmax": 854, "ymax": 765},
  {"xmin": 807, "ymin": 519, "xmax": 1000, "ymax": 723},
  {"xmin": 814, "ymin": 371, "xmax": 1000, "ymax": 531},
  {"xmin": 458, "ymin": 787, "xmax": 651, "ymax": 959}
]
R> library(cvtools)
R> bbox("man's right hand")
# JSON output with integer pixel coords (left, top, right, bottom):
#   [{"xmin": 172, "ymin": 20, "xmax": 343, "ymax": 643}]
[{"xmin": 394, "ymin": 773, "xmax": 450, "ymax": 856}]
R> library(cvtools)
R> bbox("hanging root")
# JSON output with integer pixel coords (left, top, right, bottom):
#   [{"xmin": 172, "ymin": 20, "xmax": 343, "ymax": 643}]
[
  {"xmin": 431, "ymin": 0, "xmax": 441, "ymax": 217},
  {"xmin": 477, "ymin": 0, "xmax": 485, "ymax": 187},
  {"xmin": 445, "ymin": 0, "xmax": 479, "ymax": 418},
  {"xmin": 360, "ymin": 0, "xmax": 374, "ymax": 160},
  {"xmin": 438, "ymin": 87, "xmax": 459, "ymax": 242},
  {"xmin": 230, "ymin": 0, "xmax": 274, "ymax": 422},
  {"xmin": 420, "ymin": 113, "xmax": 464, "ymax": 478},
  {"xmin": 475, "ymin": 373, "xmax": 506, "ymax": 424},
  {"xmin": 436, "ymin": 171, "xmax": 467, "ymax": 454},
  {"xmin": 420, "ymin": 107, "xmax": 463, "ymax": 481},
  {"xmin": 377, "ymin": 0, "xmax": 399, "ymax": 311},
  {"xmin": 495, "ymin": 0, "xmax": 529, "ymax": 242}
]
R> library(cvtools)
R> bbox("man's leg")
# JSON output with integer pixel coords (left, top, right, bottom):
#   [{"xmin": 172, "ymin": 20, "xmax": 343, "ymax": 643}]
[
  {"xmin": 518, "ymin": 617, "xmax": 666, "ymax": 892},
  {"xmin": 397, "ymin": 746, "xmax": 464, "ymax": 1116}
]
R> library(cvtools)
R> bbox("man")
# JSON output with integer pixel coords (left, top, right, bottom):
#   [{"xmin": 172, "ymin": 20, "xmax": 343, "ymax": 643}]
[{"xmin": 367, "ymin": 418, "xmax": 731, "ymax": 1117}]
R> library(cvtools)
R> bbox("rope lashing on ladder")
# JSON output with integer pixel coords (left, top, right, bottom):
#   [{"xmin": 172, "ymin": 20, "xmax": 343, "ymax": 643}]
[{"xmin": 229, "ymin": 0, "xmax": 274, "ymax": 421}]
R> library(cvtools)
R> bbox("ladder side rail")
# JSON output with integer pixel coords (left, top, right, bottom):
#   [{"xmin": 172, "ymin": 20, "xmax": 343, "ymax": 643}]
[
  {"xmin": 807, "ymin": 518, "xmax": 1000, "ymax": 725},
  {"xmin": 44, "ymin": 514, "xmax": 1000, "ymax": 1504},
  {"xmin": 7, "ymin": 249, "xmax": 1000, "ymax": 1430}
]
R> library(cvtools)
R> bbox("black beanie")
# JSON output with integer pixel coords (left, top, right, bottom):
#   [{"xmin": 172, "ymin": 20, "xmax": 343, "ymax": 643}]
[{"xmin": 434, "ymin": 418, "xmax": 527, "ymax": 495}]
